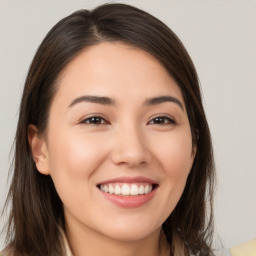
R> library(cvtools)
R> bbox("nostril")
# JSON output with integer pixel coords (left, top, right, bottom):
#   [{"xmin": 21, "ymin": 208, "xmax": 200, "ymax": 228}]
[
  {"xmin": 110, "ymin": 136, "xmax": 151, "ymax": 167},
  {"xmin": 111, "ymin": 154, "xmax": 150, "ymax": 168}
]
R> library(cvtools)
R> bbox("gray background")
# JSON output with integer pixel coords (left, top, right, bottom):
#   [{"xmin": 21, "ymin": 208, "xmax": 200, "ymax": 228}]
[{"xmin": 0, "ymin": 0, "xmax": 255, "ymax": 254}]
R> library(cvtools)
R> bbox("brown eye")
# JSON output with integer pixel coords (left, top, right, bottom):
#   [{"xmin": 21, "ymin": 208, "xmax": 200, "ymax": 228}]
[
  {"xmin": 81, "ymin": 116, "xmax": 108, "ymax": 125},
  {"xmin": 148, "ymin": 116, "xmax": 176, "ymax": 125}
]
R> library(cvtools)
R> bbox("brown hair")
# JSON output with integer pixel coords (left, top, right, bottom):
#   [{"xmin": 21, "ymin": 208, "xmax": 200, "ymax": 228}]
[{"xmin": 2, "ymin": 3, "xmax": 215, "ymax": 256}]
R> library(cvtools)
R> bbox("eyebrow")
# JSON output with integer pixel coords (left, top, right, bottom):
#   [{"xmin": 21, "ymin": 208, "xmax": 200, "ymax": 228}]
[
  {"xmin": 69, "ymin": 95, "xmax": 115, "ymax": 107},
  {"xmin": 145, "ymin": 96, "xmax": 184, "ymax": 110},
  {"xmin": 68, "ymin": 95, "xmax": 184, "ymax": 111}
]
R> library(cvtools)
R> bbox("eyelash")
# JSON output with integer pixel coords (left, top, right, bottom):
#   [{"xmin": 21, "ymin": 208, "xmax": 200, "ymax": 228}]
[
  {"xmin": 147, "ymin": 116, "xmax": 176, "ymax": 125},
  {"xmin": 80, "ymin": 115, "xmax": 176, "ymax": 126},
  {"xmin": 80, "ymin": 116, "xmax": 109, "ymax": 125}
]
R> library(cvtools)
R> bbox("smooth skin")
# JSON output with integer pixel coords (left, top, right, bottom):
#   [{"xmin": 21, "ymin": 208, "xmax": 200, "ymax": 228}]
[{"xmin": 28, "ymin": 42, "xmax": 196, "ymax": 256}]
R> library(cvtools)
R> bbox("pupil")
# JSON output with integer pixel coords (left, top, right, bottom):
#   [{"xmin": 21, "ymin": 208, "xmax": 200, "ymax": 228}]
[
  {"xmin": 91, "ymin": 117, "xmax": 101, "ymax": 123},
  {"xmin": 155, "ymin": 117, "xmax": 164, "ymax": 124}
]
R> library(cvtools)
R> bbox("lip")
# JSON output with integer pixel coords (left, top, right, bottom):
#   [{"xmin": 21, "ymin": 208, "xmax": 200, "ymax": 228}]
[
  {"xmin": 97, "ymin": 176, "xmax": 158, "ymax": 208},
  {"xmin": 99, "ymin": 187, "xmax": 157, "ymax": 208},
  {"xmin": 97, "ymin": 176, "xmax": 157, "ymax": 186}
]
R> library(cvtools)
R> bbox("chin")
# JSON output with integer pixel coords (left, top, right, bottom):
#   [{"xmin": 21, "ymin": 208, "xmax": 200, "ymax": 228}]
[{"xmin": 96, "ymin": 216, "xmax": 163, "ymax": 242}]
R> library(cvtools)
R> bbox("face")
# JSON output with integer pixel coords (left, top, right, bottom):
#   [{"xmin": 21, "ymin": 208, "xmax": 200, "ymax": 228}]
[{"xmin": 31, "ymin": 42, "xmax": 196, "ymax": 242}]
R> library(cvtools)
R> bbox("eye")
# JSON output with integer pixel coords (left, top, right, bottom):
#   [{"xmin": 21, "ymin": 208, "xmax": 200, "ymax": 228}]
[
  {"xmin": 80, "ymin": 116, "xmax": 109, "ymax": 125},
  {"xmin": 148, "ymin": 116, "xmax": 176, "ymax": 125}
]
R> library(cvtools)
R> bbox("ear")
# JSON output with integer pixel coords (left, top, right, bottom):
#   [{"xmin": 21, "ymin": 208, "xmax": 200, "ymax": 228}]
[
  {"xmin": 191, "ymin": 144, "xmax": 197, "ymax": 159},
  {"xmin": 191, "ymin": 130, "xmax": 199, "ymax": 159},
  {"xmin": 28, "ymin": 124, "xmax": 50, "ymax": 175},
  {"xmin": 188, "ymin": 144, "xmax": 197, "ymax": 174}
]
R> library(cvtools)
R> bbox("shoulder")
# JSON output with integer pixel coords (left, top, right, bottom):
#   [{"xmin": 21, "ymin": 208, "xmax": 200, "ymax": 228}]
[
  {"xmin": 0, "ymin": 249, "xmax": 12, "ymax": 256},
  {"xmin": 0, "ymin": 247, "xmax": 14, "ymax": 256},
  {"xmin": 230, "ymin": 238, "xmax": 256, "ymax": 256},
  {"xmin": 0, "ymin": 247, "xmax": 23, "ymax": 256}
]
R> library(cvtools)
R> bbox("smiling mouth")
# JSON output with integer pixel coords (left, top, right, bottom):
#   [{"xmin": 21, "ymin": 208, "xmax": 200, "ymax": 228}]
[{"xmin": 97, "ymin": 183, "xmax": 158, "ymax": 197}]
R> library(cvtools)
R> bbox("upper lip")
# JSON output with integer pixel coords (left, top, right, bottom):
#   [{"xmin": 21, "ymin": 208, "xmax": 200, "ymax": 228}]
[{"xmin": 97, "ymin": 176, "xmax": 158, "ymax": 186}]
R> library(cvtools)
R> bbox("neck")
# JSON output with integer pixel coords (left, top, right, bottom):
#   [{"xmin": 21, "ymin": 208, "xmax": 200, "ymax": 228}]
[{"xmin": 64, "ymin": 216, "xmax": 170, "ymax": 256}]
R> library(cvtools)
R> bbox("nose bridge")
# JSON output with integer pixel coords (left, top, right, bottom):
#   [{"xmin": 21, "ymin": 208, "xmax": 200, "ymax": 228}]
[{"xmin": 111, "ymin": 121, "xmax": 150, "ymax": 167}]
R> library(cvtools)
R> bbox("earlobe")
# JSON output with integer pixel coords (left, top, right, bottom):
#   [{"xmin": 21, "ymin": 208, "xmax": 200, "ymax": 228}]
[{"xmin": 27, "ymin": 124, "xmax": 50, "ymax": 175}]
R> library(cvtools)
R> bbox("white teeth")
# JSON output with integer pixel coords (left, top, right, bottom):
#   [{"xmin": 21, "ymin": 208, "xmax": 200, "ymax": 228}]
[
  {"xmin": 99, "ymin": 183, "xmax": 153, "ymax": 196},
  {"xmin": 145, "ymin": 184, "xmax": 150, "ymax": 194},
  {"xmin": 130, "ymin": 184, "xmax": 139, "ymax": 195},
  {"xmin": 138, "ymin": 185, "xmax": 144, "ymax": 195},
  {"xmin": 109, "ymin": 185, "xmax": 114, "ymax": 194},
  {"xmin": 114, "ymin": 185, "xmax": 121, "ymax": 195},
  {"xmin": 104, "ymin": 185, "xmax": 109, "ymax": 193},
  {"xmin": 121, "ymin": 184, "xmax": 130, "ymax": 195}
]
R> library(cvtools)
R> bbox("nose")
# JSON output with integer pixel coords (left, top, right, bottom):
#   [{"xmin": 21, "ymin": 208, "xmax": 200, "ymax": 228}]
[{"xmin": 110, "ymin": 125, "xmax": 151, "ymax": 168}]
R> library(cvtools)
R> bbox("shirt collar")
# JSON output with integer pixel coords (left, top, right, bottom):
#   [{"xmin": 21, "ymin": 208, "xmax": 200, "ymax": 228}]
[{"xmin": 59, "ymin": 226, "xmax": 73, "ymax": 256}]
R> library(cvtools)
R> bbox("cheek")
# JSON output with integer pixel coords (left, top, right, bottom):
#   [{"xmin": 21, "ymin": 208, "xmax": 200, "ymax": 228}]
[
  {"xmin": 152, "ymin": 131, "xmax": 194, "ymax": 176},
  {"xmin": 48, "ymin": 130, "xmax": 101, "ymax": 169},
  {"xmin": 151, "ymin": 131, "xmax": 194, "ymax": 208},
  {"xmin": 45, "ymin": 131, "xmax": 110, "ymax": 219},
  {"xmin": 46, "ymin": 129, "xmax": 108, "ymax": 194}
]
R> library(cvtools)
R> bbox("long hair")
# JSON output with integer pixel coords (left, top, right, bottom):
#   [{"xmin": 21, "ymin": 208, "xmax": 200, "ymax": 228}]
[{"xmin": 2, "ymin": 3, "xmax": 215, "ymax": 255}]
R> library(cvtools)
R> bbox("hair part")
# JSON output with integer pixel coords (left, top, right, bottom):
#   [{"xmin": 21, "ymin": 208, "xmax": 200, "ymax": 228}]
[{"xmin": 2, "ymin": 3, "xmax": 215, "ymax": 255}]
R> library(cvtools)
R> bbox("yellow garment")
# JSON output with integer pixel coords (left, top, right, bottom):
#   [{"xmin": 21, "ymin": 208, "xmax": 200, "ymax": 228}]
[
  {"xmin": 59, "ymin": 227, "xmax": 73, "ymax": 256},
  {"xmin": 230, "ymin": 238, "xmax": 256, "ymax": 256}
]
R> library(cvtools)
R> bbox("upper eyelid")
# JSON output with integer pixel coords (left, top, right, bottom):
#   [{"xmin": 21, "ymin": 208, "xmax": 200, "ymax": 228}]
[
  {"xmin": 79, "ymin": 115, "xmax": 109, "ymax": 124},
  {"xmin": 79, "ymin": 113, "xmax": 107, "ymax": 119},
  {"xmin": 148, "ymin": 114, "xmax": 176, "ymax": 121},
  {"xmin": 78, "ymin": 113, "xmax": 176, "ymax": 124}
]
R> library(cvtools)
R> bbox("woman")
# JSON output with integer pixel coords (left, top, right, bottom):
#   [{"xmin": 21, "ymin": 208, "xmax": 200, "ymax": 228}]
[{"xmin": 1, "ymin": 3, "xmax": 215, "ymax": 256}]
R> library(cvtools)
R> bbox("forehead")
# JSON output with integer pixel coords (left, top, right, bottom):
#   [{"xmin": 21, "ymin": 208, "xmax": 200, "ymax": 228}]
[{"xmin": 54, "ymin": 42, "xmax": 184, "ymax": 106}]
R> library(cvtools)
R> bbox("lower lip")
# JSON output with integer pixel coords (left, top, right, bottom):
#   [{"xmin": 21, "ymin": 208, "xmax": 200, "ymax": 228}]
[{"xmin": 99, "ymin": 188, "xmax": 157, "ymax": 208}]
